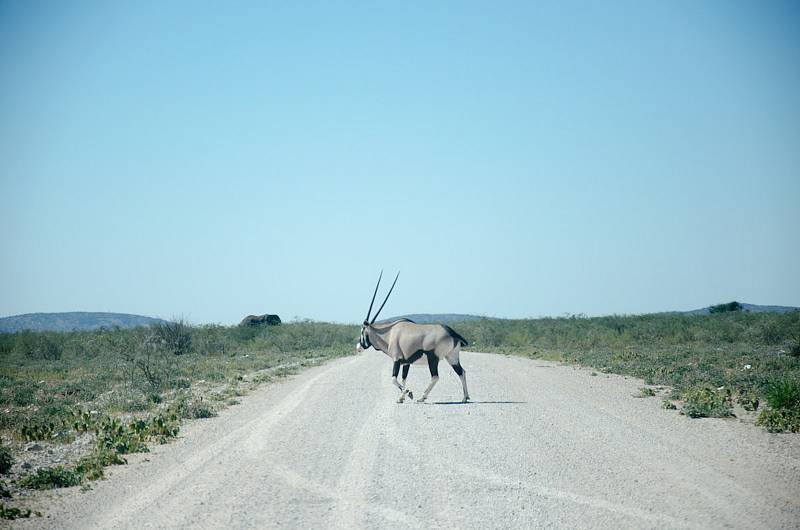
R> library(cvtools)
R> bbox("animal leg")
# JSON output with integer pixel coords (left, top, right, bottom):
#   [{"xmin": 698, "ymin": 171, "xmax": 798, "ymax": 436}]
[
  {"xmin": 417, "ymin": 352, "xmax": 440, "ymax": 402},
  {"xmin": 400, "ymin": 364, "xmax": 413, "ymax": 400},
  {"xmin": 451, "ymin": 363, "xmax": 470, "ymax": 402},
  {"xmin": 392, "ymin": 360, "xmax": 411, "ymax": 403}
]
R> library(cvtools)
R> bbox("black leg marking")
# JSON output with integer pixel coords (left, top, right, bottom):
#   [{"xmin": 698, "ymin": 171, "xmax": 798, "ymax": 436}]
[
  {"xmin": 402, "ymin": 364, "xmax": 410, "ymax": 380},
  {"xmin": 392, "ymin": 360, "xmax": 401, "ymax": 378},
  {"xmin": 403, "ymin": 350, "xmax": 425, "ymax": 365},
  {"xmin": 451, "ymin": 363, "xmax": 464, "ymax": 376},
  {"xmin": 426, "ymin": 352, "xmax": 439, "ymax": 377}
]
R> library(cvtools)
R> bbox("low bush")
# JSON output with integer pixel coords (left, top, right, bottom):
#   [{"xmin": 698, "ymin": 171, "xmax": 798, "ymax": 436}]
[
  {"xmin": 147, "ymin": 412, "xmax": 180, "ymax": 443},
  {"xmin": 75, "ymin": 448, "xmax": 126, "ymax": 481},
  {"xmin": 94, "ymin": 417, "xmax": 149, "ymax": 455},
  {"xmin": 154, "ymin": 319, "xmax": 192, "ymax": 356},
  {"xmin": 737, "ymin": 389, "xmax": 760, "ymax": 412},
  {"xmin": 756, "ymin": 377, "xmax": 800, "ymax": 432},
  {"xmin": 0, "ymin": 443, "xmax": 13, "ymax": 474},
  {"xmin": 171, "ymin": 393, "xmax": 216, "ymax": 420},
  {"xmin": 635, "ymin": 387, "xmax": 656, "ymax": 398},
  {"xmin": 764, "ymin": 377, "xmax": 800, "ymax": 410},
  {"xmin": 756, "ymin": 407, "xmax": 800, "ymax": 433},
  {"xmin": 20, "ymin": 421, "xmax": 63, "ymax": 442},
  {"xmin": 19, "ymin": 466, "xmax": 82, "ymax": 490},
  {"xmin": 681, "ymin": 386, "xmax": 732, "ymax": 418}
]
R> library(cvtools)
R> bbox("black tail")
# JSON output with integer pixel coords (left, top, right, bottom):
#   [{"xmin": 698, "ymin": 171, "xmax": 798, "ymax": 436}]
[{"xmin": 443, "ymin": 325, "xmax": 468, "ymax": 347}]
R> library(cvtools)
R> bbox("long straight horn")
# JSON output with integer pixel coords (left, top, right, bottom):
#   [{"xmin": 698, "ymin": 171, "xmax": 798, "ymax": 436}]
[
  {"xmin": 370, "ymin": 271, "xmax": 399, "ymax": 324},
  {"xmin": 364, "ymin": 270, "xmax": 383, "ymax": 323}
]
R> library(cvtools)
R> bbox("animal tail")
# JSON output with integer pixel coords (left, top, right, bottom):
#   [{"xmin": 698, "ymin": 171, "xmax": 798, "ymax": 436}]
[{"xmin": 443, "ymin": 325, "xmax": 469, "ymax": 347}]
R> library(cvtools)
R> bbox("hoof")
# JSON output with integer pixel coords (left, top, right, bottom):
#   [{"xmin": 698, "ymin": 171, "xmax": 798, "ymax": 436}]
[
  {"xmin": 462, "ymin": 397, "xmax": 470, "ymax": 403},
  {"xmin": 407, "ymin": 391, "xmax": 414, "ymax": 400},
  {"xmin": 397, "ymin": 397, "xmax": 405, "ymax": 404},
  {"xmin": 416, "ymin": 396, "xmax": 427, "ymax": 403}
]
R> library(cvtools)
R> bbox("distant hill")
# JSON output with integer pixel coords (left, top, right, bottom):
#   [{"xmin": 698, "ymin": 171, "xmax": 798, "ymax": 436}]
[
  {"xmin": 386, "ymin": 305, "xmax": 798, "ymax": 323},
  {"xmin": 0, "ymin": 312, "xmax": 166, "ymax": 333},
  {"xmin": 681, "ymin": 303, "xmax": 799, "ymax": 316},
  {"xmin": 381, "ymin": 313, "xmax": 494, "ymax": 324}
]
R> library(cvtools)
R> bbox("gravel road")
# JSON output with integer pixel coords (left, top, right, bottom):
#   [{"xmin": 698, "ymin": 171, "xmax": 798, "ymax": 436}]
[{"xmin": 17, "ymin": 351, "xmax": 800, "ymax": 529}]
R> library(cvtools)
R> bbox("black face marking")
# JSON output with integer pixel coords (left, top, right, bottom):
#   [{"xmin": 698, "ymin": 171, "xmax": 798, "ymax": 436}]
[
  {"xmin": 359, "ymin": 328, "xmax": 372, "ymax": 350},
  {"xmin": 426, "ymin": 352, "xmax": 439, "ymax": 377},
  {"xmin": 451, "ymin": 363, "xmax": 464, "ymax": 376}
]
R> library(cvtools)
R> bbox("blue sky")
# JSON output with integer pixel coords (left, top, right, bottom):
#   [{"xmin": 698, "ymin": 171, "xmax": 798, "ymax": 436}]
[{"xmin": 1, "ymin": 1, "xmax": 798, "ymax": 324}]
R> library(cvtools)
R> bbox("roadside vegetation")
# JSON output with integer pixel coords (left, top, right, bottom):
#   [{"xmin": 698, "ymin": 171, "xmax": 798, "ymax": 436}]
[
  {"xmin": 456, "ymin": 310, "xmax": 800, "ymax": 429},
  {"xmin": 1, "ymin": 309, "xmax": 798, "ymax": 515},
  {"xmin": 0, "ymin": 320, "xmax": 357, "ymax": 515}
]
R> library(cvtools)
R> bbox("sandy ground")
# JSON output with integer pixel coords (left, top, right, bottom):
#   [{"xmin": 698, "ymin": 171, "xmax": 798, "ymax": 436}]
[{"xmin": 12, "ymin": 351, "xmax": 800, "ymax": 529}]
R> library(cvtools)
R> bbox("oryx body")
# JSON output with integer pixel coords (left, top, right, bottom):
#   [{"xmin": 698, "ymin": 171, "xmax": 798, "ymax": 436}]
[{"xmin": 357, "ymin": 272, "xmax": 471, "ymax": 403}]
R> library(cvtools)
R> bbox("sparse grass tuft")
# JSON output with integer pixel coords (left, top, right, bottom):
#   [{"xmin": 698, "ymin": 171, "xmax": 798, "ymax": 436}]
[
  {"xmin": 0, "ymin": 504, "xmax": 40, "ymax": 520},
  {"xmin": 756, "ymin": 377, "xmax": 800, "ymax": 432},
  {"xmin": 661, "ymin": 399, "xmax": 677, "ymax": 410},
  {"xmin": 635, "ymin": 387, "xmax": 656, "ymax": 398},
  {"xmin": 764, "ymin": 377, "xmax": 800, "ymax": 410}
]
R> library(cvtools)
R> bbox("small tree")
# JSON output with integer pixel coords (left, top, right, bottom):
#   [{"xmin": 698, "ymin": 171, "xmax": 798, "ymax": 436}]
[
  {"xmin": 154, "ymin": 319, "xmax": 192, "ymax": 356},
  {"xmin": 709, "ymin": 301, "xmax": 742, "ymax": 314}
]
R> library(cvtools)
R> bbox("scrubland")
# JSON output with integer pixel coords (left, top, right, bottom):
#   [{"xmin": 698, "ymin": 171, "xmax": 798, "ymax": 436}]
[{"xmin": 1, "ymin": 311, "xmax": 798, "ymax": 518}]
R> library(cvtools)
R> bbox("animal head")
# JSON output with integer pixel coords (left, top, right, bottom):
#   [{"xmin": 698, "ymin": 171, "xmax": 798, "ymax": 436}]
[{"xmin": 357, "ymin": 270, "xmax": 399, "ymax": 352}]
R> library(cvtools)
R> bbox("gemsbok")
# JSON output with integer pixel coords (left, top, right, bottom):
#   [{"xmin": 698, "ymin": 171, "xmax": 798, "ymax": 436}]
[{"xmin": 356, "ymin": 271, "xmax": 470, "ymax": 403}]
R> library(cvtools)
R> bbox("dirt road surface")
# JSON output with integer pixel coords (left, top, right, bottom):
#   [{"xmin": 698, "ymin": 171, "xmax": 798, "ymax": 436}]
[{"xmin": 16, "ymin": 351, "xmax": 800, "ymax": 529}]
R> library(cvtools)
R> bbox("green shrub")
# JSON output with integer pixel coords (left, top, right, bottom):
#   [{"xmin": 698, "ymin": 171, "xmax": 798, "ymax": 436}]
[
  {"xmin": 94, "ymin": 417, "xmax": 149, "ymax": 455},
  {"xmin": 75, "ymin": 448, "xmax": 126, "ymax": 481},
  {"xmin": 681, "ymin": 386, "xmax": 732, "ymax": 418},
  {"xmin": 0, "ymin": 443, "xmax": 13, "ymax": 474},
  {"xmin": 148, "ymin": 413, "xmax": 180, "ymax": 443},
  {"xmin": 72, "ymin": 409, "xmax": 100, "ymax": 434},
  {"xmin": 756, "ymin": 377, "xmax": 800, "ymax": 432},
  {"xmin": 661, "ymin": 399, "xmax": 677, "ymax": 410},
  {"xmin": 0, "ymin": 480, "xmax": 10, "ymax": 498},
  {"xmin": 635, "ymin": 387, "xmax": 656, "ymax": 398},
  {"xmin": 764, "ymin": 377, "xmax": 800, "ymax": 410},
  {"xmin": 756, "ymin": 407, "xmax": 800, "ymax": 433},
  {"xmin": 154, "ymin": 319, "xmax": 192, "ymax": 356},
  {"xmin": 20, "ymin": 421, "xmax": 59, "ymax": 442},
  {"xmin": 171, "ymin": 394, "xmax": 216, "ymax": 420},
  {"xmin": 19, "ymin": 466, "xmax": 82, "ymax": 490}
]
